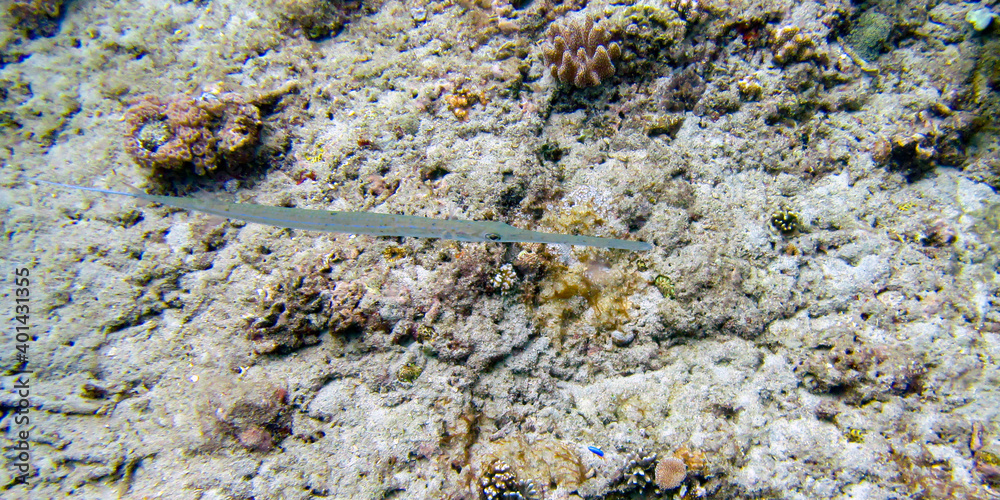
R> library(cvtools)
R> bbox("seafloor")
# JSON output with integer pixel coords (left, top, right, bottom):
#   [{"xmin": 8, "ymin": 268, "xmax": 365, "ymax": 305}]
[{"xmin": 2, "ymin": 0, "xmax": 1000, "ymax": 498}]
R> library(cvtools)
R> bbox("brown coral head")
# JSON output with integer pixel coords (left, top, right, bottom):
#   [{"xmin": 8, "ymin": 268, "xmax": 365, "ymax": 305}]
[
  {"xmin": 237, "ymin": 425, "xmax": 275, "ymax": 452},
  {"xmin": 541, "ymin": 14, "xmax": 621, "ymax": 88},
  {"xmin": 122, "ymin": 92, "xmax": 263, "ymax": 176},
  {"xmin": 977, "ymin": 461, "xmax": 1000, "ymax": 485}
]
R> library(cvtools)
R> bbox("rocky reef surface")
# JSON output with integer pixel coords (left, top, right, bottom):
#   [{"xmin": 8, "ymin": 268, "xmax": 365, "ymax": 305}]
[{"xmin": 2, "ymin": 0, "xmax": 999, "ymax": 498}]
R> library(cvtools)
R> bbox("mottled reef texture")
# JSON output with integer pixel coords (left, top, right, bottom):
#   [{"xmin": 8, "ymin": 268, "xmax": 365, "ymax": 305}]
[{"xmin": 2, "ymin": 0, "xmax": 1000, "ymax": 498}]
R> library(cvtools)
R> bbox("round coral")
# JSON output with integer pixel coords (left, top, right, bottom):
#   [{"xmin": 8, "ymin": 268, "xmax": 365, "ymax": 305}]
[
  {"xmin": 123, "ymin": 92, "xmax": 261, "ymax": 176},
  {"xmin": 654, "ymin": 457, "xmax": 687, "ymax": 490}
]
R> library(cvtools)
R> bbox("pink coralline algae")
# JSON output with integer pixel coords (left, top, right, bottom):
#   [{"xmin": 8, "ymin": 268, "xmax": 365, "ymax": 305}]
[
  {"xmin": 211, "ymin": 382, "xmax": 291, "ymax": 452},
  {"xmin": 124, "ymin": 93, "xmax": 262, "ymax": 176}
]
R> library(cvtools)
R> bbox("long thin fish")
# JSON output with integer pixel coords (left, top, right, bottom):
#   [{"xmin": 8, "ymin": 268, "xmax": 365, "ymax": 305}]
[{"xmin": 32, "ymin": 179, "xmax": 653, "ymax": 251}]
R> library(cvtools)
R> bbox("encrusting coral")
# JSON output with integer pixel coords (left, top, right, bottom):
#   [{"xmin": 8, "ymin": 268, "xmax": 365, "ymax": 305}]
[
  {"xmin": 277, "ymin": 0, "xmax": 363, "ymax": 39},
  {"xmin": 843, "ymin": 10, "xmax": 893, "ymax": 63},
  {"xmin": 6, "ymin": 0, "xmax": 64, "ymax": 38},
  {"xmin": 246, "ymin": 268, "xmax": 383, "ymax": 355},
  {"xmin": 199, "ymin": 377, "xmax": 292, "ymax": 452},
  {"xmin": 541, "ymin": 14, "xmax": 621, "ymax": 88},
  {"xmin": 795, "ymin": 335, "xmax": 926, "ymax": 405},
  {"xmin": 123, "ymin": 92, "xmax": 262, "ymax": 176}
]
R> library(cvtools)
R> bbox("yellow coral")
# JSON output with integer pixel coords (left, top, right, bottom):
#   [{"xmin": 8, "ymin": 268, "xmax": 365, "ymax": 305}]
[
  {"xmin": 535, "ymin": 261, "xmax": 642, "ymax": 347},
  {"xmin": 485, "ymin": 435, "xmax": 589, "ymax": 490}
]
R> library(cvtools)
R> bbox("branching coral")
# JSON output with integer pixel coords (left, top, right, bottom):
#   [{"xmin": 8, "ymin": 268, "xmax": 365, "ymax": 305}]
[
  {"xmin": 541, "ymin": 14, "xmax": 621, "ymax": 88},
  {"xmin": 489, "ymin": 263, "xmax": 518, "ymax": 293},
  {"xmin": 123, "ymin": 93, "xmax": 262, "ymax": 176},
  {"xmin": 618, "ymin": 448, "xmax": 657, "ymax": 491},
  {"xmin": 770, "ymin": 208, "xmax": 800, "ymax": 235},
  {"xmin": 770, "ymin": 25, "xmax": 825, "ymax": 65},
  {"xmin": 479, "ymin": 459, "xmax": 539, "ymax": 500}
]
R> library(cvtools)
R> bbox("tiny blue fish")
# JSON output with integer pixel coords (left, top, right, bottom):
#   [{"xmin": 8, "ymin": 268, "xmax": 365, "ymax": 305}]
[{"xmin": 588, "ymin": 446, "xmax": 604, "ymax": 457}]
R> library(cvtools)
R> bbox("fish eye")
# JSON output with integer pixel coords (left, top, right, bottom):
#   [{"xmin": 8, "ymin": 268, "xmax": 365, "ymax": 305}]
[{"xmin": 485, "ymin": 233, "xmax": 501, "ymax": 241}]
